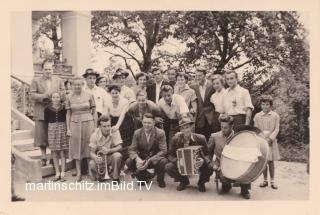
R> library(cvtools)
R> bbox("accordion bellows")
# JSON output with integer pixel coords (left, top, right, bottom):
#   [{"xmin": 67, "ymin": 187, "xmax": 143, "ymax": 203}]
[
  {"xmin": 221, "ymin": 131, "xmax": 269, "ymax": 184},
  {"xmin": 177, "ymin": 146, "xmax": 202, "ymax": 175}
]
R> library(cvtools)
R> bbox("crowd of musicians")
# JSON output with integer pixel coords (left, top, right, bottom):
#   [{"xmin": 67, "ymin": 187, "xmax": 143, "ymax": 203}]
[{"xmin": 29, "ymin": 59, "xmax": 281, "ymax": 200}]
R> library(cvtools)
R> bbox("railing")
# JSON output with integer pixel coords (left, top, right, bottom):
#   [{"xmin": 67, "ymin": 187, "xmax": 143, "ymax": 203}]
[{"xmin": 11, "ymin": 75, "xmax": 33, "ymax": 119}]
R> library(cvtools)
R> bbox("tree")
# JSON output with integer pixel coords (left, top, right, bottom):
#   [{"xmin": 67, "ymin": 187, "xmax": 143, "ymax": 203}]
[
  {"xmin": 33, "ymin": 12, "xmax": 62, "ymax": 63},
  {"xmin": 174, "ymin": 11, "xmax": 309, "ymax": 144},
  {"xmin": 91, "ymin": 11, "xmax": 179, "ymax": 77}
]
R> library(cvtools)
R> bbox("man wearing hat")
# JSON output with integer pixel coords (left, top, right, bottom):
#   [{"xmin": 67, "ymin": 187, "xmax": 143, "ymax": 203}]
[
  {"xmin": 83, "ymin": 68, "xmax": 112, "ymax": 119},
  {"xmin": 190, "ymin": 66, "xmax": 215, "ymax": 140},
  {"xmin": 112, "ymin": 68, "xmax": 135, "ymax": 103},
  {"xmin": 165, "ymin": 116, "xmax": 213, "ymax": 192}
]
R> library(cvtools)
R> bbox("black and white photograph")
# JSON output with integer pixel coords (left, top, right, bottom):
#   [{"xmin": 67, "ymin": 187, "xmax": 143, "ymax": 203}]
[{"xmin": 5, "ymin": 1, "xmax": 317, "ymax": 211}]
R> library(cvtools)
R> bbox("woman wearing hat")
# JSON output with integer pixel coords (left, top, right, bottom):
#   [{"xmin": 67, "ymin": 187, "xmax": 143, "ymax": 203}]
[
  {"xmin": 83, "ymin": 68, "xmax": 112, "ymax": 119},
  {"xmin": 165, "ymin": 117, "xmax": 213, "ymax": 192},
  {"xmin": 112, "ymin": 68, "xmax": 135, "ymax": 103},
  {"xmin": 96, "ymin": 75, "xmax": 109, "ymax": 92}
]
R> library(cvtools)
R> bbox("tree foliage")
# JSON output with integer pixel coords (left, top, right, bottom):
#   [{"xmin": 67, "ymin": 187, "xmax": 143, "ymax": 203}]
[
  {"xmin": 32, "ymin": 12, "xmax": 62, "ymax": 63},
  {"xmin": 91, "ymin": 11, "xmax": 179, "ymax": 76}
]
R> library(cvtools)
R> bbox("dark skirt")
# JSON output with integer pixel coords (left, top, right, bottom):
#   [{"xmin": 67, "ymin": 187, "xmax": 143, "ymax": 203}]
[{"xmin": 111, "ymin": 113, "xmax": 135, "ymax": 148}]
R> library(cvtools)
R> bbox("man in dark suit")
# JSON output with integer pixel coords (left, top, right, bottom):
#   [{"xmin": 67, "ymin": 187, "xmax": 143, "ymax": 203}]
[
  {"xmin": 126, "ymin": 113, "xmax": 168, "ymax": 188},
  {"xmin": 190, "ymin": 67, "xmax": 215, "ymax": 140},
  {"xmin": 147, "ymin": 67, "xmax": 170, "ymax": 104},
  {"xmin": 165, "ymin": 117, "xmax": 213, "ymax": 192}
]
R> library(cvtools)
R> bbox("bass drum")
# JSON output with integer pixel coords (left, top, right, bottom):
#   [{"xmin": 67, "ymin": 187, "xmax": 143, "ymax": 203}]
[{"xmin": 220, "ymin": 125, "xmax": 269, "ymax": 184}]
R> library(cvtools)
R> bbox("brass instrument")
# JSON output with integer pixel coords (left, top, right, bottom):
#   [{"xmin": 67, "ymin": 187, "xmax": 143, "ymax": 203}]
[{"xmin": 96, "ymin": 150, "xmax": 111, "ymax": 180}]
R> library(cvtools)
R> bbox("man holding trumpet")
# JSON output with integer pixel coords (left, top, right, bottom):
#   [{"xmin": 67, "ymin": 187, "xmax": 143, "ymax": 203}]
[{"xmin": 89, "ymin": 115, "xmax": 123, "ymax": 183}]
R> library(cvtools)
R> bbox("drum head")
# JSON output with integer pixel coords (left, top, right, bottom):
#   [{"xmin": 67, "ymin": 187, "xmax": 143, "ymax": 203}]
[{"xmin": 221, "ymin": 129, "xmax": 269, "ymax": 183}]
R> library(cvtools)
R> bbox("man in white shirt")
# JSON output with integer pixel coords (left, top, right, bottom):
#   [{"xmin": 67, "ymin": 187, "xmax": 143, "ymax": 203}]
[
  {"xmin": 83, "ymin": 68, "xmax": 112, "ymax": 118},
  {"xmin": 158, "ymin": 84, "xmax": 189, "ymax": 146},
  {"xmin": 223, "ymin": 70, "xmax": 254, "ymax": 128}
]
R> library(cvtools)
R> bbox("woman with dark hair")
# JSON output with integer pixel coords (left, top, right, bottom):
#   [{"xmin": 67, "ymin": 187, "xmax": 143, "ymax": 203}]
[
  {"xmin": 132, "ymin": 72, "xmax": 149, "ymax": 96},
  {"xmin": 64, "ymin": 79, "xmax": 72, "ymax": 96}
]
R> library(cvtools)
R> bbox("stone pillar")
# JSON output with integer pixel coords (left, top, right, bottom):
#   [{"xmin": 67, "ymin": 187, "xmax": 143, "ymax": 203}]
[
  {"xmin": 11, "ymin": 11, "xmax": 34, "ymax": 84},
  {"xmin": 61, "ymin": 11, "xmax": 92, "ymax": 76}
]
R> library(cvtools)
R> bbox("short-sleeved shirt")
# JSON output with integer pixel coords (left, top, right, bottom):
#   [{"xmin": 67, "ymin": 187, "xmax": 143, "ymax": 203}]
[
  {"xmin": 65, "ymin": 91, "xmax": 95, "ymax": 122},
  {"xmin": 85, "ymin": 85, "xmax": 111, "ymax": 115},
  {"xmin": 175, "ymin": 85, "xmax": 197, "ymax": 108},
  {"xmin": 158, "ymin": 94, "xmax": 189, "ymax": 119},
  {"xmin": 210, "ymin": 88, "xmax": 227, "ymax": 113},
  {"xmin": 89, "ymin": 128, "xmax": 122, "ymax": 152},
  {"xmin": 223, "ymin": 85, "xmax": 254, "ymax": 115},
  {"xmin": 110, "ymin": 97, "xmax": 129, "ymax": 117}
]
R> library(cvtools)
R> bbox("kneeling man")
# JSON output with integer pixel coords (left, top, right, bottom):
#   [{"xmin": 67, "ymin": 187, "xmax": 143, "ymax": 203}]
[
  {"xmin": 165, "ymin": 117, "xmax": 213, "ymax": 192},
  {"xmin": 126, "ymin": 113, "xmax": 168, "ymax": 188},
  {"xmin": 89, "ymin": 115, "xmax": 123, "ymax": 183},
  {"xmin": 208, "ymin": 114, "xmax": 251, "ymax": 199}
]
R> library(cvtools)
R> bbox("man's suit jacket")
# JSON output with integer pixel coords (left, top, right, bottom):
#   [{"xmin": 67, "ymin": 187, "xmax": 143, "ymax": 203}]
[
  {"xmin": 147, "ymin": 79, "xmax": 171, "ymax": 103},
  {"xmin": 168, "ymin": 132, "xmax": 211, "ymax": 165},
  {"xmin": 190, "ymin": 82, "xmax": 215, "ymax": 128},
  {"xmin": 129, "ymin": 127, "xmax": 167, "ymax": 163},
  {"xmin": 30, "ymin": 76, "xmax": 65, "ymax": 121}
]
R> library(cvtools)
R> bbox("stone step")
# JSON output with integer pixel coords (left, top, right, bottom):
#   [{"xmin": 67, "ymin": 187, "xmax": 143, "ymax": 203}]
[
  {"xmin": 12, "ymin": 138, "xmax": 36, "ymax": 152},
  {"xmin": 11, "ymin": 129, "xmax": 33, "ymax": 141},
  {"xmin": 42, "ymin": 159, "xmax": 75, "ymax": 177},
  {"xmin": 13, "ymin": 147, "xmax": 75, "ymax": 182}
]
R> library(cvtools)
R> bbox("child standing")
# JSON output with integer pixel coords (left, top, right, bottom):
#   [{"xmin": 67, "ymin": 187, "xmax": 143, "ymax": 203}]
[
  {"xmin": 254, "ymin": 95, "xmax": 281, "ymax": 189},
  {"xmin": 44, "ymin": 92, "xmax": 68, "ymax": 182}
]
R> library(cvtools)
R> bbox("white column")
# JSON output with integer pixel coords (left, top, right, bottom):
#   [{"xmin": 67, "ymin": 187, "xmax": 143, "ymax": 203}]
[
  {"xmin": 11, "ymin": 11, "xmax": 34, "ymax": 84},
  {"xmin": 61, "ymin": 11, "xmax": 92, "ymax": 76}
]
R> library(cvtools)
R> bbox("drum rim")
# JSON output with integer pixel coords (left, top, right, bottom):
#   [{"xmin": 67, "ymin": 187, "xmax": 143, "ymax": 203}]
[{"xmin": 221, "ymin": 129, "xmax": 269, "ymax": 183}]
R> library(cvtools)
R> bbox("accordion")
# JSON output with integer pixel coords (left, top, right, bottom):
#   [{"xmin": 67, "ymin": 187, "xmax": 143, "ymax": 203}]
[{"xmin": 176, "ymin": 146, "xmax": 203, "ymax": 175}]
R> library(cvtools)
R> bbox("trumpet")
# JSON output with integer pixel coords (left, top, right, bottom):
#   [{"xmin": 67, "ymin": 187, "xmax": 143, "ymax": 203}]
[{"xmin": 96, "ymin": 150, "xmax": 111, "ymax": 180}]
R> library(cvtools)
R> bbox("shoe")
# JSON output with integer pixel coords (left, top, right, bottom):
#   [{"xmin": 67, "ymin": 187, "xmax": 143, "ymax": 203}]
[
  {"xmin": 158, "ymin": 180, "xmax": 166, "ymax": 188},
  {"xmin": 241, "ymin": 190, "xmax": 251, "ymax": 199},
  {"xmin": 76, "ymin": 176, "xmax": 82, "ymax": 182},
  {"xmin": 60, "ymin": 176, "xmax": 66, "ymax": 182},
  {"xmin": 52, "ymin": 175, "xmax": 60, "ymax": 182},
  {"xmin": 40, "ymin": 158, "xmax": 47, "ymax": 167},
  {"xmin": 176, "ymin": 181, "xmax": 190, "ymax": 191},
  {"xmin": 271, "ymin": 182, "xmax": 278, "ymax": 189},
  {"xmin": 221, "ymin": 184, "xmax": 232, "ymax": 194},
  {"xmin": 198, "ymin": 183, "xmax": 206, "ymax": 192},
  {"xmin": 112, "ymin": 179, "xmax": 120, "ymax": 184},
  {"xmin": 259, "ymin": 181, "xmax": 268, "ymax": 188},
  {"xmin": 12, "ymin": 195, "xmax": 25, "ymax": 202}
]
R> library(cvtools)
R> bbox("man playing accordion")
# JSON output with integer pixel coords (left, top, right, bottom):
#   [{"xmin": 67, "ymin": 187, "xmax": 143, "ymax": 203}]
[
  {"xmin": 89, "ymin": 115, "xmax": 123, "ymax": 183},
  {"xmin": 165, "ymin": 117, "xmax": 213, "ymax": 192}
]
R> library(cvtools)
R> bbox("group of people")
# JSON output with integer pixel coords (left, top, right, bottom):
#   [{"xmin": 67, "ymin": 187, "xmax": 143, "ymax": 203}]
[{"xmin": 29, "ymin": 59, "xmax": 281, "ymax": 199}]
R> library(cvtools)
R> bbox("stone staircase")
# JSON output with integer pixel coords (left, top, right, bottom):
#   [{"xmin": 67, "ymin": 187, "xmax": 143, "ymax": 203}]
[{"xmin": 11, "ymin": 108, "xmax": 75, "ymax": 182}]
